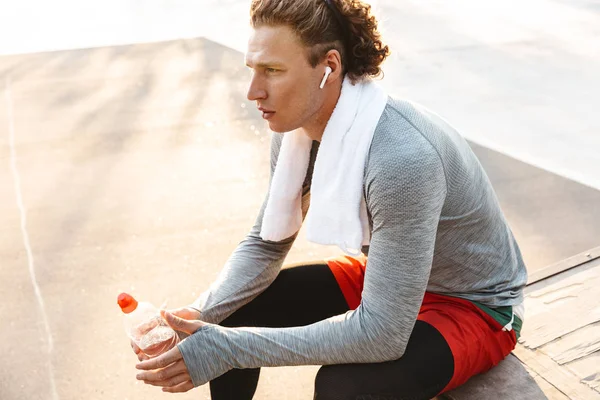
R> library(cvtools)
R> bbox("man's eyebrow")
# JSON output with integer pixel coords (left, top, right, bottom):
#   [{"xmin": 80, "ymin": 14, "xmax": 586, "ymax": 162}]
[{"xmin": 245, "ymin": 60, "xmax": 284, "ymax": 68}]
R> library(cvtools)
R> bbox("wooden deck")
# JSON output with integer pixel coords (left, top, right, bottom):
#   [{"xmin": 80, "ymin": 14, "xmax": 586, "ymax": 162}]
[{"xmin": 515, "ymin": 246, "xmax": 600, "ymax": 399}]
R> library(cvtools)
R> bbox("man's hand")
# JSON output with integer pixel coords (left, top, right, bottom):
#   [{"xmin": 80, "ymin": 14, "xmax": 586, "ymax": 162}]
[
  {"xmin": 130, "ymin": 306, "xmax": 201, "ymax": 361},
  {"xmin": 135, "ymin": 310, "xmax": 206, "ymax": 392},
  {"xmin": 131, "ymin": 341, "xmax": 149, "ymax": 362},
  {"xmin": 166, "ymin": 306, "xmax": 202, "ymax": 322}
]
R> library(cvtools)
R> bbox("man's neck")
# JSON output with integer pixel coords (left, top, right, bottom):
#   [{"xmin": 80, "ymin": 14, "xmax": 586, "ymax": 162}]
[{"xmin": 301, "ymin": 79, "xmax": 343, "ymax": 142}]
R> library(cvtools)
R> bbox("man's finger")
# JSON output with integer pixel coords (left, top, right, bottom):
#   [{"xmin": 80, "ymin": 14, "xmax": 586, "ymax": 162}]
[
  {"xmin": 143, "ymin": 372, "xmax": 189, "ymax": 388},
  {"xmin": 169, "ymin": 307, "xmax": 200, "ymax": 321},
  {"xmin": 161, "ymin": 310, "xmax": 204, "ymax": 335},
  {"xmin": 131, "ymin": 341, "xmax": 149, "ymax": 361},
  {"xmin": 131, "ymin": 341, "xmax": 141, "ymax": 353},
  {"xmin": 162, "ymin": 380, "xmax": 194, "ymax": 393},
  {"xmin": 136, "ymin": 359, "xmax": 188, "ymax": 383},
  {"xmin": 136, "ymin": 345, "xmax": 182, "ymax": 370}
]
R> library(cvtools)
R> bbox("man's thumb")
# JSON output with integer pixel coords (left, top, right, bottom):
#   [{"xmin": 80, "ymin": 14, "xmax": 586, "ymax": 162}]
[{"xmin": 161, "ymin": 310, "xmax": 197, "ymax": 335}]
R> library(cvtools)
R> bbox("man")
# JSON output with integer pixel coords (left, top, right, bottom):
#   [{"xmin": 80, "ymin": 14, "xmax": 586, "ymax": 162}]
[{"xmin": 134, "ymin": 0, "xmax": 528, "ymax": 399}]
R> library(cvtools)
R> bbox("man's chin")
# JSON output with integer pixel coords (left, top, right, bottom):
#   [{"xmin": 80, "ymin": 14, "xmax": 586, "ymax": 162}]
[
  {"xmin": 268, "ymin": 120, "xmax": 298, "ymax": 134},
  {"xmin": 267, "ymin": 121, "xmax": 286, "ymax": 133}
]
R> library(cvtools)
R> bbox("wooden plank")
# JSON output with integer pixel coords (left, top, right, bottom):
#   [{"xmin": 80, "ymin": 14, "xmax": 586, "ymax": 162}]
[
  {"xmin": 522, "ymin": 362, "xmax": 570, "ymax": 400},
  {"xmin": 527, "ymin": 246, "xmax": 600, "ymax": 286},
  {"xmin": 565, "ymin": 350, "xmax": 600, "ymax": 391},
  {"xmin": 526, "ymin": 256, "xmax": 600, "ymax": 296},
  {"xmin": 541, "ymin": 321, "xmax": 600, "ymax": 365},
  {"xmin": 519, "ymin": 260, "xmax": 600, "ymax": 348},
  {"xmin": 513, "ymin": 345, "xmax": 600, "ymax": 399},
  {"xmin": 532, "ymin": 375, "xmax": 570, "ymax": 400}
]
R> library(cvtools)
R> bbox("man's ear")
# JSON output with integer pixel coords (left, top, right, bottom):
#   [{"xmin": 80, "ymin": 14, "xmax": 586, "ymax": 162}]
[{"xmin": 323, "ymin": 49, "xmax": 343, "ymax": 80}]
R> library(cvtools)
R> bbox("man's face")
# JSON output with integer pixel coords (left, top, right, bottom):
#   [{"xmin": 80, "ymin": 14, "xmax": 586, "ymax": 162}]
[{"xmin": 245, "ymin": 25, "xmax": 324, "ymax": 133}]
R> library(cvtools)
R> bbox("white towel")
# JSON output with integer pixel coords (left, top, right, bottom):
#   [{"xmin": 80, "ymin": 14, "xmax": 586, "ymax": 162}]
[{"xmin": 260, "ymin": 76, "xmax": 388, "ymax": 255}]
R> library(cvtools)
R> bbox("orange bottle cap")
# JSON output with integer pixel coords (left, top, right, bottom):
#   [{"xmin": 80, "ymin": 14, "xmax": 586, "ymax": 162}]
[{"xmin": 117, "ymin": 293, "xmax": 138, "ymax": 314}]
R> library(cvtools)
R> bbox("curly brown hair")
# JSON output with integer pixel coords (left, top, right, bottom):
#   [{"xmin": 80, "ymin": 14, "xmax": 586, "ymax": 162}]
[{"xmin": 250, "ymin": 0, "xmax": 390, "ymax": 82}]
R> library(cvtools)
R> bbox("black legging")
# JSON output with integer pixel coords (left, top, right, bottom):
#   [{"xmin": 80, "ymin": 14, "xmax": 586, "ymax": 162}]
[{"xmin": 209, "ymin": 263, "xmax": 454, "ymax": 400}]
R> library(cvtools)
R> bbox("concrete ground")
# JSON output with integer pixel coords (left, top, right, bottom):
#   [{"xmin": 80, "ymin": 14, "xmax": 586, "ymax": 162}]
[{"xmin": 1, "ymin": 1, "xmax": 599, "ymax": 400}]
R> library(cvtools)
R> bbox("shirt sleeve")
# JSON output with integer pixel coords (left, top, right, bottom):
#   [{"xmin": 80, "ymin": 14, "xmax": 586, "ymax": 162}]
[
  {"xmin": 189, "ymin": 133, "xmax": 311, "ymax": 324},
  {"xmin": 178, "ymin": 131, "xmax": 447, "ymax": 387}
]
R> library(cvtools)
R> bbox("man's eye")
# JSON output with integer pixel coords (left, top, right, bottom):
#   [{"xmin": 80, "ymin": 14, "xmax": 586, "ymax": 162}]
[{"xmin": 266, "ymin": 68, "xmax": 277, "ymax": 73}]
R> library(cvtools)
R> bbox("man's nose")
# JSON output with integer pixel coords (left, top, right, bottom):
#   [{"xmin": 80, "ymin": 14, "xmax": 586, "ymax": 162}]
[{"xmin": 247, "ymin": 76, "xmax": 267, "ymax": 101}]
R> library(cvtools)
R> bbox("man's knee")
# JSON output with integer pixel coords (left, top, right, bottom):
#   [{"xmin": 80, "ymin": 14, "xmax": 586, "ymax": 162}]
[
  {"xmin": 314, "ymin": 365, "xmax": 353, "ymax": 400},
  {"xmin": 314, "ymin": 365, "xmax": 399, "ymax": 400}
]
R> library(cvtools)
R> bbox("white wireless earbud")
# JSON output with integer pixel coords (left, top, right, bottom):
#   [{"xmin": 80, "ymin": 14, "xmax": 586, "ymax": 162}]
[{"xmin": 319, "ymin": 66, "xmax": 333, "ymax": 89}]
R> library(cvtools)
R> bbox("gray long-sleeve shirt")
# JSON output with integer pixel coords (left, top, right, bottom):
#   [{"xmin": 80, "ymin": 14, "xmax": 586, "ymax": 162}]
[{"xmin": 179, "ymin": 98, "xmax": 528, "ymax": 387}]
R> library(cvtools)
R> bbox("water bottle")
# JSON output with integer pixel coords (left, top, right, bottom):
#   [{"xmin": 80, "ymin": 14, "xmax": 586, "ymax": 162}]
[{"xmin": 117, "ymin": 293, "xmax": 180, "ymax": 358}]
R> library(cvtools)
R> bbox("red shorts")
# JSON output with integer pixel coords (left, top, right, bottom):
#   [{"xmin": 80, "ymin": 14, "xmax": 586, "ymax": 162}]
[{"xmin": 327, "ymin": 254, "xmax": 517, "ymax": 394}]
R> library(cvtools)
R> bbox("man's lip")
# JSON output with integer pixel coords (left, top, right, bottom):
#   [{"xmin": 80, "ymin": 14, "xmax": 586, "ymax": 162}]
[
  {"xmin": 258, "ymin": 107, "xmax": 275, "ymax": 113},
  {"xmin": 262, "ymin": 111, "xmax": 275, "ymax": 120}
]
